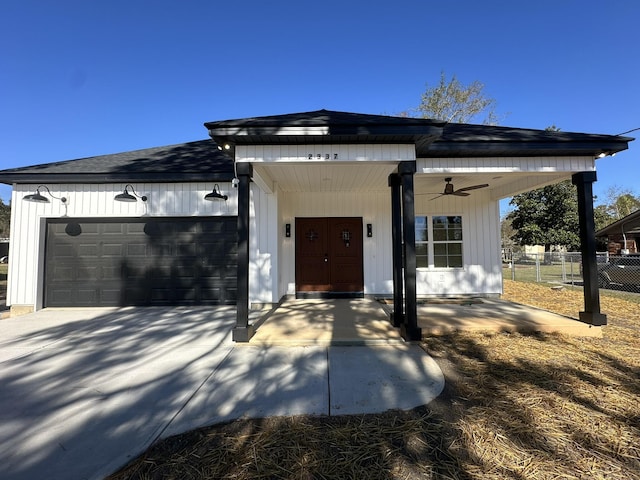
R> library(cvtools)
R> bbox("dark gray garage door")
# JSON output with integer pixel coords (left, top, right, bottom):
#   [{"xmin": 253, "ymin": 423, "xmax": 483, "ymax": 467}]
[{"xmin": 45, "ymin": 217, "xmax": 237, "ymax": 307}]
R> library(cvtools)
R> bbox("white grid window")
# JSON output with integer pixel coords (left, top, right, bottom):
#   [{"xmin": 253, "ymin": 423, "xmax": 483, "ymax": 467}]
[{"xmin": 414, "ymin": 215, "xmax": 463, "ymax": 268}]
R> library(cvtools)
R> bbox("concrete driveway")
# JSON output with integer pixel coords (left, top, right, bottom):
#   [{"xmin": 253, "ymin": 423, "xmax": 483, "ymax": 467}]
[{"xmin": 0, "ymin": 307, "xmax": 444, "ymax": 480}]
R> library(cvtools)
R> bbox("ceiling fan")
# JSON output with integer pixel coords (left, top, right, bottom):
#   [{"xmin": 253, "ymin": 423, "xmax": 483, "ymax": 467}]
[{"xmin": 428, "ymin": 177, "xmax": 489, "ymax": 200}]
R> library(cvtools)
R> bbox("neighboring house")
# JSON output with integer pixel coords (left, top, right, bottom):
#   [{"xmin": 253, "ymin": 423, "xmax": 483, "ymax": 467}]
[
  {"xmin": 596, "ymin": 209, "xmax": 640, "ymax": 254},
  {"xmin": 0, "ymin": 110, "xmax": 632, "ymax": 340}
]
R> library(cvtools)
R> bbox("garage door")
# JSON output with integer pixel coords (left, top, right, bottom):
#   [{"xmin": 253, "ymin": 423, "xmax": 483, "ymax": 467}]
[{"xmin": 44, "ymin": 217, "xmax": 237, "ymax": 307}]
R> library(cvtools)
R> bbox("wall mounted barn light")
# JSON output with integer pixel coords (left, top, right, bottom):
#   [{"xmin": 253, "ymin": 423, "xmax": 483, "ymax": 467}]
[
  {"xmin": 23, "ymin": 185, "xmax": 68, "ymax": 204},
  {"xmin": 204, "ymin": 184, "xmax": 228, "ymax": 201},
  {"xmin": 114, "ymin": 185, "xmax": 147, "ymax": 202}
]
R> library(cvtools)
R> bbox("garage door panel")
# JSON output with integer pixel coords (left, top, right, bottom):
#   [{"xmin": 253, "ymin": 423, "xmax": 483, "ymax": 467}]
[
  {"xmin": 45, "ymin": 217, "xmax": 237, "ymax": 307},
  {"xmin": 103, "ymin": 224, "xmax": 127, "ymax": 235},
  {"xmin": 127, "ymin": 243, "xmax": 147, "ymax": 256},
  {"xmin": 76, "ymin": 265, "xmax": 100, "ymax": 281},
  {"xmin": 77, "ymin": 244, "xmax": 99, "ymax": 257}
]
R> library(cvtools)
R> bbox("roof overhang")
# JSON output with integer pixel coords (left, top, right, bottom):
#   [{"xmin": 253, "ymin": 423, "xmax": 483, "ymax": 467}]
[
  {"xmin": 205, "ymin": 110, "xmax": 633, "ymax": 159},
  {"xmin": 206, "ymin": 109, "xmax": 446, "ymax": 153},
  {"xmin": 596, "ymin": 209, "xmax": 640, "ymax": 237}
]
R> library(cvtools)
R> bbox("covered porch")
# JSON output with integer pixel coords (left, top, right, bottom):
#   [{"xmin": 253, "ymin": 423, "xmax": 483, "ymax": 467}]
[
  {"xmin": 246, "ymin": 296, "xmax": 601, "ymax": 346},
  {"xmin": 204, "ymin": 110, "xmax": 632, "ymax": 342}
]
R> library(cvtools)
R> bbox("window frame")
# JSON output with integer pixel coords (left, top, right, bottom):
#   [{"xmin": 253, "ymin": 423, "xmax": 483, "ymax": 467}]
[{"xmin": 415, "ymin": 215, "xmax": 464, "ymax": 269}]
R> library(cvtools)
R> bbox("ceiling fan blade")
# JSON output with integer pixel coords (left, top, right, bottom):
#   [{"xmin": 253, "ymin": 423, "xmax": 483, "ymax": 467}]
[
  {"xmin": 452, "ymin": 191, "xmax": 471, "ymax": 197},
  {"xmin": 429, "ymin": 194, "xmax": 444, "ymax": 201},
  {"xmin": 456, "ymin": 183, "xmax": 489, "ymax": 192}
]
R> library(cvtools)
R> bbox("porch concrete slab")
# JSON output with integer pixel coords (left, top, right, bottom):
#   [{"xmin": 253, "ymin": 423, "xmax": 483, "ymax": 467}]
[
  {"xmin": 417, "ymin": 298, "xmax": 602, "ymax": 337},
  {"xmin": 250, "ymin": 297, "xmax": 403, "ymax": 345},
  {"xmin": 328, "ymin": 345, "xmax": 445, "ymax": 415}
]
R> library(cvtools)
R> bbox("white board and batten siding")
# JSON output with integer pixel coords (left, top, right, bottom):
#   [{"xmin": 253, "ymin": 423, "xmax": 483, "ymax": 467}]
[
  {"xmin": 272, "ymin": 188, "xmax": 503, "ymax": 298},
  {"xmin": 8, "ymin": 182, "xmax": 236, "ymax": 309},
  {"xmin": 415, "ymin": 189, "xmax": 502, "ymax": 296},
  {"xmin": 278, "ymin": 191, "xmax": 393, "ymax": 297}
]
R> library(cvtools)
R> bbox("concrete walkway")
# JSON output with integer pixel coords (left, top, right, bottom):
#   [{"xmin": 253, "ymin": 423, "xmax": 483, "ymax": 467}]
[{"xmin": 0, "ymin": 307, "xmax": 444, "ymax": 480}]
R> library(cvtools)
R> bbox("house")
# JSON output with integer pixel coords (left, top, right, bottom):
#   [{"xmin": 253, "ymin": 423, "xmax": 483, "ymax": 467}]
[
  {"xmin": 0, "ymin": 110, "xmax": 632, "ymax": 341},
  {"xmin": 596, "ymin": 209, "xmax": 640, "ymax": 254}
]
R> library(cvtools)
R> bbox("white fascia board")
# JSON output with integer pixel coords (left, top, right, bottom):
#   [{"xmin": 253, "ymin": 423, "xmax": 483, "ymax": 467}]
[
  {"xmin": 237, "ymin": 144, "xmax": 416, "ymax": 163},
  {"xmin": 209, "ymin": 126, "xmax": 330, "ymax": 137}
]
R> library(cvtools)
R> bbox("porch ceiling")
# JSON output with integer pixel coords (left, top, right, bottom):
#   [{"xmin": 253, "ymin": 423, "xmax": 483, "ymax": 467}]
[
  {"xmin": 254, "ymin": 162, "xmax": 572, "ymax": 199},
  {"xmin": 253, "ymin": 162, "xmax": 399, "ymax": 193}
]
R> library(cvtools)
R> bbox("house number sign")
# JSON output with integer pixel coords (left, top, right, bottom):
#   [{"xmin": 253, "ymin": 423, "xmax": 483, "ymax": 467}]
[{"xmin": 308, "ymin": 153, "xmax": 339, "ymax": 160}]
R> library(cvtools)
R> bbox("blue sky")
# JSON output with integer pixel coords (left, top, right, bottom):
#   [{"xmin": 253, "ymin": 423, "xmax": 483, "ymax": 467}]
[{"xmin": 1, "ymin": 0, "xmax": 638, "ymax": 211}]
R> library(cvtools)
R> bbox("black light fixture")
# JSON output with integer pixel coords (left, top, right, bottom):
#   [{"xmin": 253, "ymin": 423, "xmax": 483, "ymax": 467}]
[
  {"xmin": 115, "ymin": 184, "xmax": 147, "ymax": 202},
  {"xmin": 204, "ymin": 184, "xmax": 228, "ymax": 201},
  {"xmin": 23, "ymin": 185, "xmax": 68, "ymax": 204}
]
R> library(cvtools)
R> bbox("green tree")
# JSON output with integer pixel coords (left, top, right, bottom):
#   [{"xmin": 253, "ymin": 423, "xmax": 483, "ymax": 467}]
[
  {"xmin": 412, "ymin": 71, "xmax": 501, "ymax": 124},
  {"xmin": 594, "ymin": 204, "xmax": 613, "ymax": 232},
  {"xmin": 0, "ymin": 199, "xmax": 10, "ymax": 237},
  {"xmin": 507, "ymin": 180, "xmax": 581, "ymax": 252}
]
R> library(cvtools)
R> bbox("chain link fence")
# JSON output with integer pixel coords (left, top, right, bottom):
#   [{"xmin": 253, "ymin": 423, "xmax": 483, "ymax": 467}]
[{"xmin": 503, "ymin": 252, "xmax": 640, "ymax": 292}]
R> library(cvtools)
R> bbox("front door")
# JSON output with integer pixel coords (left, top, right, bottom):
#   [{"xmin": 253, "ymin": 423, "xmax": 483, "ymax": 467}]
[{"xmin": 295, "ymin": 217, "xmax": 364, "ymax": 297}]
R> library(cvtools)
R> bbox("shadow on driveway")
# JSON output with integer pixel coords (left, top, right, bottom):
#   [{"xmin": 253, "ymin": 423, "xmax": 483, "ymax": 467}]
[{"xmin": 0, "ymin": 307, "xmax": 444, "ymax": 480}]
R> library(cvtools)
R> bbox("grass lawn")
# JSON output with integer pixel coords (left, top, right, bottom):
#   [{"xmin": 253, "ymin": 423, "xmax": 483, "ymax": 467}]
[{"xmin": 108, "ymin": 281, "xmax": 640, "ymax": 480}]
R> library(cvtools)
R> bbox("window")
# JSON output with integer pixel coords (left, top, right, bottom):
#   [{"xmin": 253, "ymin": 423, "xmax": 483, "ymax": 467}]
[
  {"xmin": 415, "ymin": 216, "xmax": 428, "ymax": 268},
  {"xmin": 414, "ymin": 215, "xmax": 463, "ymax": 268},
  {"xmin": 433, "ymin": 216, "xmax": 463, "ymax": 268}
]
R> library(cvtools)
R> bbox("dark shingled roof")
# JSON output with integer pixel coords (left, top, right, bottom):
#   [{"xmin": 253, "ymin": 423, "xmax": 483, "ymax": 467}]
[
  {"xmin": 0, "ymin": 110, "xmax": 633, "ymax": 185},
  {"xmin": 0, "ymin": 140, "xmax": 235, "ymax": 185},
  {"xmin": 427, "ymin": 123, "xmax": 633, "ymax": 157},
  {"xmin": 206, "ymin": 109, "xmax": 632, "ymax": 158},
  {"xmin": 205, "ymin": 109, "xmax": 446, "ymax": 153}
]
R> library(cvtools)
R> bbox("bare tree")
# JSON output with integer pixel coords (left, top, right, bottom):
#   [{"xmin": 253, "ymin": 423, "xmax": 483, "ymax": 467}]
[{"xmin": 412, "ymin": 71, "xmax": 501, "ymax": 124}]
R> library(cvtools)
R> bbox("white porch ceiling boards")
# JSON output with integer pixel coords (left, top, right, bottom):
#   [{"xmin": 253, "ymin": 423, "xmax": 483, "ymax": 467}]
[
  {"xmin": 416, "ymin": 155, "xmax": 597, "ymax": 200},
  {"xmin": 253, "ymin": 163, "xmax": 398, "ymax": 193}
]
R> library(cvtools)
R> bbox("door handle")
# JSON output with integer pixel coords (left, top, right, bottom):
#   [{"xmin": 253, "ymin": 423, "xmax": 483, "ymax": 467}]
[{"xmin": 324, "ymin": 254, "xmax": 328, "ymax": 263}]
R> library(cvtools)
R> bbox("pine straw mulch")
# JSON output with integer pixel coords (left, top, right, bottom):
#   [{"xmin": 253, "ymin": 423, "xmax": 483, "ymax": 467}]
[{"xmin": 108, "ymin": 281, "xmax": 640, "ymax": 480}]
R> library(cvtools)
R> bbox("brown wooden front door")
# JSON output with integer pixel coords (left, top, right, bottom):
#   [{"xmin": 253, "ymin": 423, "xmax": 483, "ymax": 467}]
[{"xmin": 295, "ymin": 217, "xmax": 364, "ymax": 296}]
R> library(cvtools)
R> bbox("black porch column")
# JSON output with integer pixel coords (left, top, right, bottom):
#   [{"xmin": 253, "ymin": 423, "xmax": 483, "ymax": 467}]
[
  {"xmin": 388, "ymin": 173, "xmax": 403, "ymax": 327},
  {"xmin": 572, "ymin": 171, "xmax": 607, "ymax": 326},
  {"xmin": 399, "ymin": 161, "xmax": 421, "ymax": 341},
  {"xmin": 233, "ymin": 162, "xmax": 255, "ymax": 342}
]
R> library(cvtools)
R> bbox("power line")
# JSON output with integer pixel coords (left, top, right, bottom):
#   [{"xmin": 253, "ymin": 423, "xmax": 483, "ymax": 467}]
[{"xmin": 616, "ymin": 127, "xmax": 640, "ymax": 136}]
